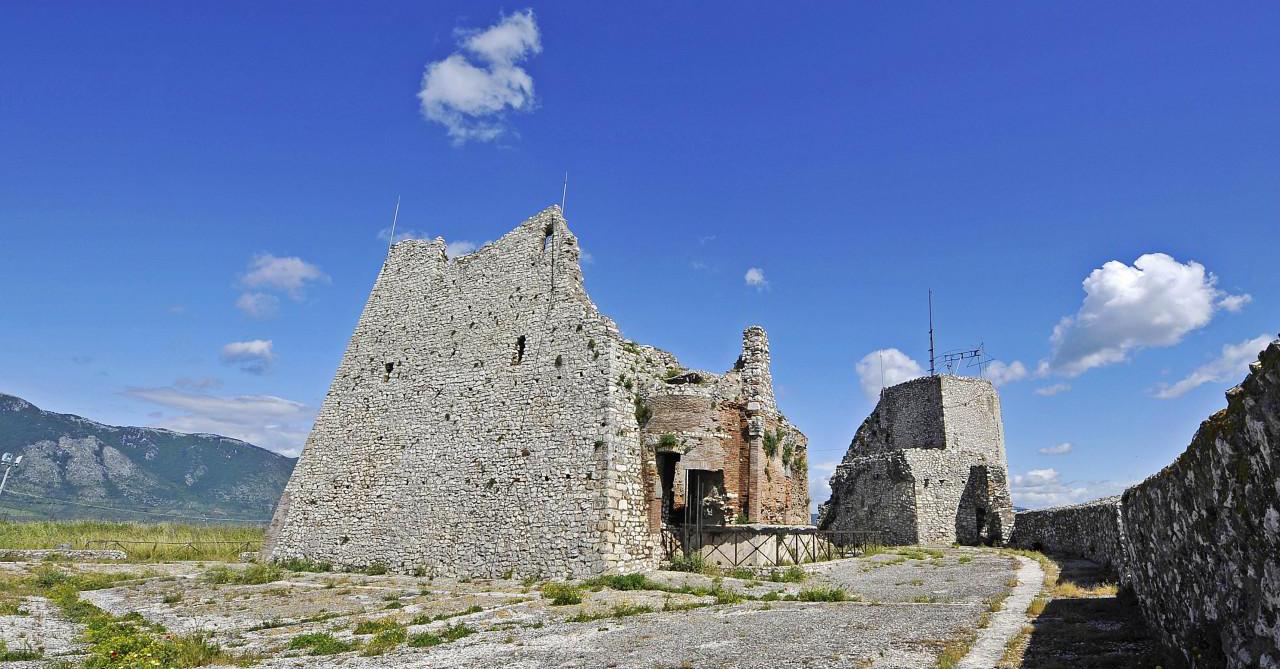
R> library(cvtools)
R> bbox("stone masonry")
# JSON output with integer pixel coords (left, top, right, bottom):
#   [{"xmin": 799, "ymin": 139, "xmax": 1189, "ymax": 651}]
[
  {"xmin": 1008, "ymin": 338, "xmax": 1280, "ymax": 669},
  {"xmin": 817, "ymin": 375, "xmax": 1014, "ymax": 546},
  {"xmin": 262, "ymin": 206, "xmax": 808, "ymax": 578}
]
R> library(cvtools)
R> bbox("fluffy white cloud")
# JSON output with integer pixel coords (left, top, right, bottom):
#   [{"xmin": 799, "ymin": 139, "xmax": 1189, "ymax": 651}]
[
  {"xmin": 235, "ymin": 292, "xmax": 280, "ymax": 319},
  {"xmin": 418, "ymin": 9, "xmax": 541, "ymax": 144},
  {"xmin": 808, "ymin": 460, "xmax": 840, "ymax": 513},
  {"xmin": 1038, "ymin": 442, "xmax": 1073, "ymax": 455},
  {"xmin": 240, "ymin": 254, "xmax": 327, "ymax": 300},
  {"xmin": 1047, "ymin": 253, "xmax": 1249, "ymax": 377},
  {"xmin": 220, "ymin": 340, "xmax": 275, "ymax": 374},
  {"xmin": 1155, "ymin": 333, "xmax": 1274, "ymax": 399},
  {"xmin": 126, "ymin": 387, "xmax": 312, "ymax": 457},
  {"xmin": 1010, "ymin": 468, "xmax": 1128, "ymax": 509},
  {"xmin": 1034, "ymin": 383, "xmax": 1071, "ymax": 397},
  {"xmin": 446, "ymin": 240, "xmax": 478, "ymax": 257},
  {"xmin": 744, "ymin": 267, "xmax": 767, "ymax": 290},
  {"xmin": 855, "ymin": 348, "xmax": 925, "ymax": 400},
  {"xmin": 985, "ymin": 360, "xmax": 1028, "ymax": 386},
  {"xmin": 1218, "ymin": 294, "xmax": 1252, "ymax": 312}
]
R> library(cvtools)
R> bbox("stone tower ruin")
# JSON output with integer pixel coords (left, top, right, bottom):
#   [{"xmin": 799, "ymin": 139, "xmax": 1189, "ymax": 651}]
[
  {"xmin": 262, "ymin": 206, "xmax": 808, "ymax": 577},
  {"xmin": 817, "ymin": 375, "xmax": 1013, "ymax": 545}
]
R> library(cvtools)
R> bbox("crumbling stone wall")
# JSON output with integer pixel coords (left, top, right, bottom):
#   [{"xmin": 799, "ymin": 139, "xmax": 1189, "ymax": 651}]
[
  {"xmin": 265, "ymin": 207, "xmax": 652, "ymax": 578},
  {"xmin": 819, "ymin": 375, "xmax": 1014, "ymax": 545},
  {"xmin": 1008, "ymin": 496, "xmax": 1128, "ymax": 576},
  {"xmin": 1006, "ymin": 340, "xmax": 1280, "ymax": 668},
  {"xmin": 636, "ymin": 328, "xmax": 809, "ymax": 528}
]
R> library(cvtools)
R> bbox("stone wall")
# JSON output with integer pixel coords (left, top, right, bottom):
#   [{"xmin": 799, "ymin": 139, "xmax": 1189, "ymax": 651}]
[
  {"xmin": 265, "ymin": 207, "xmax": 653, "ymax": 578},
  {"xmin": 264, "ymin": 206, "xmax": 810, "ymax": 579},
  {"xmin": 1008, "ymin": 496, "xmax": 1127, "ymax": 575},
  {"xmin": 1007, "ymin": 340, "xmax": 1280, "ymax": 668},
  {"xmin": 819, "ymin": 375, "xmax": 1013, "ymax": 545}
]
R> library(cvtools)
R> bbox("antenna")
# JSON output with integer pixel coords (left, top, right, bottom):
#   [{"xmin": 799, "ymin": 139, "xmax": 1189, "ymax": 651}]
[
  {"xmin": 386, "ymin": 195, "xmax": 401, "ymax": 255},
  {"xmin": 560, "ymin": 173, "xmax": 569, "ymax": 214},
  {"xmin": 879, "ymin": 349, "xmax": 885, "ymax": 395},
  {"xmin": 928, "ymin": 289, "xmax": 936, "ymax": 376}
]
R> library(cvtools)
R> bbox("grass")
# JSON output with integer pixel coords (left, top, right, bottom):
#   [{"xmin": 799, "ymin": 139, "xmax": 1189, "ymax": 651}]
[
  {"xmin": 202, "ymin": 563, "xmax": 284, "ymax": 585},
  {"xmin": 1051, "ymin": 581, "xmax": 1117, "ymax": 598},
  {"xmin": 768, "ymin": 565, "xmax": 807, "ymax": 583},
  {"xmin": 0, "ymin": 639, "xmax": 43, "ymax": 661},
  {"xmin": 408, "ymin": 623, "xmax": 475, "ymax": 647},
  {"xmin": 566, "ymin": 602, "xmax": 654, "ymax": 622},
  {"xmin": 288, "ymin": 632, "xmax": 357, "ymax": 656},
  {"xmin": 353, "ymin": 616, "xmax": 402, "ymax": 635},
  {"xmin": 361, "ymin": 625, "xmax": 407, "ymax": 656},
  {"xmin": 935, "ymin": 628, "xmax": 978, "ymax": 669},
  {"xmin": 796, "ymin": 586, "xmax": 849, "ymax": 602},
  {"xmin": 541, "ymin": 581, "xmax": 584, "ymax": 605},
  {"xmin": 409, "ymin": 604, "xmax": 483, "ymax": 625},
  {"xmin": 0, "ymin": 520, "xmax": 264, "ymax": 562}
]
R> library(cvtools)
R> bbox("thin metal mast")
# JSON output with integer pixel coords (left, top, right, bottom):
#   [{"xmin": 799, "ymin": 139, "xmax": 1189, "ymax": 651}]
[
  {"xmin": 560, "ymin": 173, "xmax": 568, "ymax": 213},
  {"xmin": 386, "ymin": 195, "xmax": 401, "ymax": 256},
  {"xmin": 928, "ymin": 289, "xmax": 936, "ymax": 376}
]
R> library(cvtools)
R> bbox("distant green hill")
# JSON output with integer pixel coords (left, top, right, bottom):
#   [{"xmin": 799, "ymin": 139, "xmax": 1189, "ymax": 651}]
[{"xmin": 0, "ymin": 392, "xmax": 295, "ymax": 523}]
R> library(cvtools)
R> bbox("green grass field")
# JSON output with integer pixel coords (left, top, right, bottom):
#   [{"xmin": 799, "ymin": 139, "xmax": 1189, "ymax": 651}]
[{"xmin": 0, "ymin": 520, "xmax": 265, "ymax": 562}]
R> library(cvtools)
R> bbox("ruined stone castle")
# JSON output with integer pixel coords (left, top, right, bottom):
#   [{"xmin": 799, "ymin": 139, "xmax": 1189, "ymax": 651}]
[
  {"xmin": 817, "ymin": 375, "xmax": 1015, "ymax": 545},
  {"xmin": 262, "ymin": 206, "xmax": 808, "ymax": 578}
]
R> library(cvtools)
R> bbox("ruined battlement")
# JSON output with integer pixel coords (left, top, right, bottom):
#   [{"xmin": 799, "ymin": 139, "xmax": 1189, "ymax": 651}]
[{"xmin": 263, "ymin": 207, "xmax": 808, "ymax": 578}]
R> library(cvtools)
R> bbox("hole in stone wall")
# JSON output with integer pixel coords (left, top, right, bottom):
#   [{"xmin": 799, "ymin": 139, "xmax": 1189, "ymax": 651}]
[
  {"xmin": 542, "ymin": 224, "xmax": 554, "ymax": 252},
  {"xmin": 513, "ymin": 336, "xmax": 526, "ymax": 365}
]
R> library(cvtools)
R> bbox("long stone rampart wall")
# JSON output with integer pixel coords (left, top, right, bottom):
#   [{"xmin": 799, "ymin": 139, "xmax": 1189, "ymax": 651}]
[
  {"xmin": 1008, "ymin": 496, "xmax": 1127, "ymax": 577},
  {"xmin": 1008, "ymin": 340, "xmax": 1280, "ymax": 669}
]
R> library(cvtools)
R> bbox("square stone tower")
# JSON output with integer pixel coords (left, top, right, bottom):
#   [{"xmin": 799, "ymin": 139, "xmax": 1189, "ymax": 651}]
[{"xmin": 817, "ymin": 375, "xmax": 1014, "ymax": 545}]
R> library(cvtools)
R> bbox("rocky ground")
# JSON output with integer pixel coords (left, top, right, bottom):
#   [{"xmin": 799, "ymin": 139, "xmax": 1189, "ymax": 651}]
[{"xmin": 0, "ymin": 547, "xmax": 1041, "ymax": 669}]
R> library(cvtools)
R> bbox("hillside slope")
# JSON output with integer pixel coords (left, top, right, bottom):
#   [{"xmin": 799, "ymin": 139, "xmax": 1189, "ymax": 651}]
[{"xmin": 0, "ymin": 393, "xmax": 294, "ymax": 522}]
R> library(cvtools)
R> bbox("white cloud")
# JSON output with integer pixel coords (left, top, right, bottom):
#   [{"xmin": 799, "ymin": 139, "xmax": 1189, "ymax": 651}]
[
  {"xmin": 446, "ymin": 240, "xmax": 477, "ymax": 257},
  {"xmin": 1218, "ymin": 293, "xmax": 1252, "ymax": 312},
  {"xmin": 855, "ymin": 348, "xmax": 925, "ymax": 400},
  {"xmin": 808, "ymin": 460, "xmax": 840, "ymax": 513},
  {"xmin": 1034, "ymin": 383, "xmax": 1071, "ymax": 397},
  {"xmin": 1047, "ymin": 253, "xmax": 1249, "ymax": 377},
  {"xmin": 1038, "ymin": 442, "xmax": 1073, "ymax": 455},
  {"xmin": 1010, "ymin": 468, "xmax": 1128, "ymax": 509},
  {"xmin": 417, "ymin": 9, "xmax": 541, "ymax": 144},
  {"xmin": 744, "ymin": 267, "xmax": 768, "ymax": 290},
  {"xmin": 691, "ymin": 261, "xmax": 709, "ymax": 271},
  {"xmin": 376, "ymin": 226, "xmax": 432, "ymax": 244},
  {"xmin": 235, "ymin": 292, "xmax": 280, "ymax": 319},
  {"xmin": 985, "ymin": 360, "xmax": 1028, "ymax": 386},
  {"xmin": 1154, "ymin": 333, "xmax": 1274, "ymax": 399},
  {"xmin": 220, "ymin": 339, "xmax": 275, "ymax": 375},
  {"xmin": 126, "ymin": 387, "xmax": 312, "ymax": 457},
  {"xmin": 240, "ymin": 254, "xmax": 328, "ymax": 300}
]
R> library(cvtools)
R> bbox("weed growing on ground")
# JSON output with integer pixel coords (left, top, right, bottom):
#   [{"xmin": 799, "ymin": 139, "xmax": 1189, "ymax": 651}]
[
  {"xmin": 409, "ymin": 623, "xmax": 475, "ymax": 648},
  {"xmin": 797, "ymin": 586, "xmax": 849, "ymax": 602},
  {"xmin": 541, "ymin": 581, "xmax": 583, "ymax": 605},
  {"xmin": 409, "ymin": 605, "xmax": 483, "ymax": 625},
  {"xmin": 288, "ymin": 632, "xmax": 357, "ymax": 656}
]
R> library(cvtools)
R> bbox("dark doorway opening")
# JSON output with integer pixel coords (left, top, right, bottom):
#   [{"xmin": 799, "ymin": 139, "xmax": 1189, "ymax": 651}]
[
  {"xmin": 975, "ymin": 507, "xmax": 988, "ymax": 544},
  {"xmin": 685, "ymin": 469, "xmax": 727, "ymax": 528},
  {"xmin": 656, "ymin": 452, "xmax": 680, "ymax": 525}
]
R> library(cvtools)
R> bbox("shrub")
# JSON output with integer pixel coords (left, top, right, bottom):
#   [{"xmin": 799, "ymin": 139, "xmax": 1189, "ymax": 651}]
[
  {"xmin": 667, "ymin": 552, "xmax": 712, "ymax": 574},
  {"xmin": 658, "ymin": 433, "xmax": 679, "ymax": 449},
  {"xmin": 797, "ymin": 586, "xmax": 849, "ymax": 602},
  {"xmin": 278, "ymin": 557, "xmax": 332, "ymax": 573},
  {"xmin": 202, "ymin": 563, "xmax": 282, "ymax": 586},
  {"xmin": 363, "ymin": 563, "xmax": 388, "ymax": 576},
  {"xmin": 541, "ymin": 581, "xmax": 583, "ymax": 605},
  {"xmin": 409, "ymin": 623, "xmax": 474, "ymax": 648},
  {"xmin": 768, "ymin": 565, "xmax": 807, "ymax": 583},
  {"xmin": 361, "ymin": 626, "xmax": 407, "ymax": 656},
  {"xmin": 353, "ymin": 617, "xmax": 402, "ymax": 635},
  {"xmin": 633, "ymin": 396, "xmax": 651, "ymax": 425}
]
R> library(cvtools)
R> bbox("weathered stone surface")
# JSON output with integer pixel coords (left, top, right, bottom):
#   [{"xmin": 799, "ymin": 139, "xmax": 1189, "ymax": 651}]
[
  {"xmin": 0, "ymin": 549, "xmax": 127, "ymax": 562},
  {"xmin": 1007, "ymin": 496, "xmax": 1127, "ymax": 577},
  {"xmin": 1007, "ymin": 339, "xmax": 1280, "ymax": 669},
  {"xmin": 818, "ymin": 375, "xmax": 1013, "ymax": 546},
  {"xmin": 263, "ymin": 207, "xmax": 808, "ymax": 578}
]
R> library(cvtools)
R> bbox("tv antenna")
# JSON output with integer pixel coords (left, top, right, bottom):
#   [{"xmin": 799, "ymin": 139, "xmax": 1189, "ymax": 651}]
[
  {"xmin": 928, "ymin": 289, "xmax": 936, "ymax": 376},
  {"xmin": 386, "ymin": 195, "xmax": 401, "ymax": 255},
  {"xmin": 560, "ymin": 173, "xmax": 569, "ymax": 214},
  {"xmin": 940, "ymin": 344, "xmax": 986, "ymax": 375}
]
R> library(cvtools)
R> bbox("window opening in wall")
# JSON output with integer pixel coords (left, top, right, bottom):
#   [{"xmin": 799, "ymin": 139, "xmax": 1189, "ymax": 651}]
[
  {"xmin": 513, "ymin": 336, "xmax": 526, "ymax": 365},
  {"xmin": 656, "ymin": 452, "xmax": 681, "ymax": 526},
  {"xmin": 542, "ymin": 224, "xmax": 554, "ymax": 252},
  {"xmin": 382, "ymin": 362, "xmax": 394, "ymax": 382}
]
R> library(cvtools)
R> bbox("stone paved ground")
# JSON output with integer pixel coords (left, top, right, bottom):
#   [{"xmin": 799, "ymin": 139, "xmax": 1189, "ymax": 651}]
[{"xmin": 1, "ymin": 547, "xmax": 1028, "ymax": 669}]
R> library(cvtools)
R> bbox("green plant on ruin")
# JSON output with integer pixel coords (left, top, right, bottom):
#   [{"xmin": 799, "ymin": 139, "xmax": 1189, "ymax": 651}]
[
  {"xmin": 762, "ymin": 428, "xmax": 784, "ymax": 458},
  {"xmin": 634, "ymin": 395, "xmax": 652, "ymax": 426},
  {"xmin": 781, "ymin": 441, "xmax": 795, "ymax": 468},
  {"xmin": 791, "ymin": 453, "xmax": 807, "ymax": 475},
  {"xmin": 658, "ymin": 433, "xmax": 679, "ymax": 449},
  {"xmin": 663, "ymin": 366, "xmax": 686, "ymax": 379}
]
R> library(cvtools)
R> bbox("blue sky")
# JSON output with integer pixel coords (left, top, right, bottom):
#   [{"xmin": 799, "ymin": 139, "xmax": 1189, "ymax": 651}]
[{"xmin": 2, "ymin": 3, "xmax": 1277, "ymax": 510}]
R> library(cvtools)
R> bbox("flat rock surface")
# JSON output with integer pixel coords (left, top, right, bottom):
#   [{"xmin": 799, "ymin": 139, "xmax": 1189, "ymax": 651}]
[{"xmin": 9, "ymin": 547, "xmax": 1020, "ymax": 669}]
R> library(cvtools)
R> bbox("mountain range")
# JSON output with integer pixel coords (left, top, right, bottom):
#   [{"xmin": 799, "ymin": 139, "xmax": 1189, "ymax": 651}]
[{"xmin": 0, "ymin": 392, "xmax": 295, "ymax": 523}]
